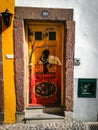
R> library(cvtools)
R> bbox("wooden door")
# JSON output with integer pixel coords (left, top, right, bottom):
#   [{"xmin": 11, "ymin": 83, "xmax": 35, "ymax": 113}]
[{"xmin": 28, "ymin": 22, "xmax": 64, "ymax": 106}]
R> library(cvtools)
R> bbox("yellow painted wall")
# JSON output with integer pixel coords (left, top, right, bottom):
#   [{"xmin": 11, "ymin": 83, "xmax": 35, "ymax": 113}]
[{"xmin": 0, "ymin": 0, "xmax": 16, "ymax": 123}]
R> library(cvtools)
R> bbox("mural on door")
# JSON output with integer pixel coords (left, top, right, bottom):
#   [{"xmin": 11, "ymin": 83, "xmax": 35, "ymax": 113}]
[{"xmin": 28, "ymin": 23, "xmax": 63, "ymax": 106}]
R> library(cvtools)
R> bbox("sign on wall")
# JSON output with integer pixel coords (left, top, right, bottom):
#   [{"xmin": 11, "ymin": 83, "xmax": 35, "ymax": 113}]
[{"xmin": 78, "ymin": 79, "xmax": 97, "ymax": 98}]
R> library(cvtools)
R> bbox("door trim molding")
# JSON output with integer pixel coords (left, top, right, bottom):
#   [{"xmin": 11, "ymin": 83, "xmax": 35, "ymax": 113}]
[
  {"xmin": 15, "ymin": 7, "xmax": 73, "ymax": 21},
  {"xmin": 14, "ymin": 7, "xmax": 75, "ymax": 112}
]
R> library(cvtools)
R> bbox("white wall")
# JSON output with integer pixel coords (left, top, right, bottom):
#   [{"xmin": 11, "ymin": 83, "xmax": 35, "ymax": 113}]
[
  {"xmin": 15, "ymin": 0, "xmax": 98, "ymax": 121},
  {"xmin": 74, "ymin": 79, "xmax": 98, "ymax": 121}
]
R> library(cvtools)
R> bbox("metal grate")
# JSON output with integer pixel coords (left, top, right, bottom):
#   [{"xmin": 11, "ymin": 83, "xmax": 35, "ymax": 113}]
[{"xmin": 88, "ymin": 124, "xmax": 98, "ymax": 130}]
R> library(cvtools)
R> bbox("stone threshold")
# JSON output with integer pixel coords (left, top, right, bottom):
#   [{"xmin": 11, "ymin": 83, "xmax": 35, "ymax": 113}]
[{"xmin": 25, "ymin": 106, "xmax": 64, "ymax": 121}]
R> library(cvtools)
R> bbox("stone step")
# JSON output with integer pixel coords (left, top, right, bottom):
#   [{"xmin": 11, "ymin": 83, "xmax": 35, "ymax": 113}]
[
  {"xmin": 25, "ymin": 119, "xmax": 65, "ymax": 124},
  {"xmin": 25, "ymin": 107, "xmax": 64, "ymax": 121}
]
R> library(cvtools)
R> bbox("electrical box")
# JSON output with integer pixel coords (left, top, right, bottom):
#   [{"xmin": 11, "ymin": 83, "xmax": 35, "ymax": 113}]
[{"xmin": 78, "ymin": 79, "xmax": 97, "ymax": 98}]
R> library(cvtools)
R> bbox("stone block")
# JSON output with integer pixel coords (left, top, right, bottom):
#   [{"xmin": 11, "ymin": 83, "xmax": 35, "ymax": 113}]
[
  {"xmin": 15, "ymin": 58, "xmax": 24, "ymax": 73},
  {"xmin": 15, "ymin": 73, "xmax": 25, "ymax": 111},
  {"xmin": 64, "ymin": 111, "xmax": 73, "ymax": 122},
  {"xmin": 15, "ymin": 7, "xmax": 73, "ymax": 21},
  {"xmin": 16, "ymin": 112, "xmax": 25, "ymax": 123},
  {"xmin": 14, "ymin": 19, "xmax": 24, "ymax": 28},
  {"xmin": 14, "ymin": 19, "xmax": 25, "ymax": 58},
  {"xmin": 66, "ymin": 59, "xmax": 73, "ymax": 68}
]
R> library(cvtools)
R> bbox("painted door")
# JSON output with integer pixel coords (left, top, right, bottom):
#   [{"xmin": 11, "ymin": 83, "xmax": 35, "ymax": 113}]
[{"xmin": 28, "ymin": 22, "xmax": 64, "ymax": 106}]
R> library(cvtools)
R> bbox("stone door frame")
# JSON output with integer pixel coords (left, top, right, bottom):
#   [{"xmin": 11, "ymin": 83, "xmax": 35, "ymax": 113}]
[{"xmin": 14, "ymin": 7, "xmax": 75, "ymax": 113}]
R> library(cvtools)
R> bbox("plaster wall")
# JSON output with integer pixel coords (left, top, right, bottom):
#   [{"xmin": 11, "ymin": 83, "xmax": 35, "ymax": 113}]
[
  {"xmin": 15, "ymin": 0, "xmax": 98, "ymax": 121},
  {"xmin": 74, "ymin": 78, "xmax": 98, "ymax": 121},
  {"xmin": 0, "ymin": 0, "xmax": 16, "ymax": 123}
]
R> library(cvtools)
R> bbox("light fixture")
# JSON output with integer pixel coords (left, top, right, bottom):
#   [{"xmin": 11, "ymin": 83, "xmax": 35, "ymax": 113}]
[{"xmin": 1, "ymin": 9, "xmax": 13, "ymax": 27}]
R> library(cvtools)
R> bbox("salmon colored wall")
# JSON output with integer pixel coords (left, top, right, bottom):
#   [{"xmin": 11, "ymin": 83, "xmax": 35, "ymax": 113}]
[{"xmin": 0, "ymin": 0, "xmax": 16, "ymax": 123}]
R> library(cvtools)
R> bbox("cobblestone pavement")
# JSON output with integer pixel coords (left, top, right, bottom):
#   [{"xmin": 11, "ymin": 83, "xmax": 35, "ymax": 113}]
[{"xmin": 0, "ymin": 121, "xmax": 87, "ymax": 130}]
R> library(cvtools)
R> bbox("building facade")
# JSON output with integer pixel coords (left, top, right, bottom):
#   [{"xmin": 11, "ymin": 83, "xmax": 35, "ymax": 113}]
[{"xmin": 0, "ymin": 0, "xmax": 98, "ymax": 124}]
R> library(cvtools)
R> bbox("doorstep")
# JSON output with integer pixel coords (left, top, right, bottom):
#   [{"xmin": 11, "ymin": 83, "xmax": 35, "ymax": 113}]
[{"xmin": 25, "ymin": 106, "xmax": 64, "ymax": 120}]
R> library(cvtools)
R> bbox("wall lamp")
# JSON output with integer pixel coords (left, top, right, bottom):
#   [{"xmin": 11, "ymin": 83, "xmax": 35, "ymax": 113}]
[{"xmin": 1, "ymin": 9, "xmax": 13, "ymax": 27}]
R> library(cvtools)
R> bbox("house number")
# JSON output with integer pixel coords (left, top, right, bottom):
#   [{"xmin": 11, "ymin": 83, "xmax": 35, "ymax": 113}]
[{"xmin": 41, "ymin": 10, "xmax": 49, "ymax": 18}]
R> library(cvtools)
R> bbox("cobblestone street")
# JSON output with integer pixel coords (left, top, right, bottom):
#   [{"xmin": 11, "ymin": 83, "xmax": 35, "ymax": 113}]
[{"xmin": 0, "ymin": 121, "xmax": 87, "ymax": 130}]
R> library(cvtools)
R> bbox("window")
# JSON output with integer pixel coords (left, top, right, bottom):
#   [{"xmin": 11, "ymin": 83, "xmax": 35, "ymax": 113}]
[
  {"xmin": 49, "ymin": 32, "xmax": 56, "ymax": 40},
  {"xmin": 35, "ymin": 32, "xmax": 42, "ymax": 40}
]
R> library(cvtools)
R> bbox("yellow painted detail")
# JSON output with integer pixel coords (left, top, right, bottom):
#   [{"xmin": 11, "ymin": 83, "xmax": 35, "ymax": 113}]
[
  {"xmin": 27, "ymin": 22, "xmax": 64, "ymax": 106},
  {"xmin": 0, "ymin": 0, "xmax": 16, "ymax": 123},
  {"xmin": 0, "ymin": 0, "xmax": 14, "ymax": 13}
]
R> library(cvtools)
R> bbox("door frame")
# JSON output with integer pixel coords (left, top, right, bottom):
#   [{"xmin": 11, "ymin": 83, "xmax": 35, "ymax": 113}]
[{"xmin": 14, "ymin": 7, "xmax": 75, "ymax": 112}]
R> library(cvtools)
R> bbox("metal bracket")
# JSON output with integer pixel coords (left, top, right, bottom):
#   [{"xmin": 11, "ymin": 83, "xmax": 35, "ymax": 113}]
[{"xmin": 74, "ymin": 58, "xmax": 80, "ymax": 66}]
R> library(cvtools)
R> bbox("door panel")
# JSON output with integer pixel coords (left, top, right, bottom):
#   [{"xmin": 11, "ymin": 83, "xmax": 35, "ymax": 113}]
[{"xmin": 28, "ymin": 22, "xmax": 64, "ymax": 106}]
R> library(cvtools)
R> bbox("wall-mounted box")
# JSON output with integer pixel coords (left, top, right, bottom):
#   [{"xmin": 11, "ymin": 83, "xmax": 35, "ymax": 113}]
[
  {"xmin": 74, "ymin": 58, "xmax": 80, "ymax": 66},
  {"xmin": 78, "ymin": 79, "xmax": 97, "ymax": 98}
]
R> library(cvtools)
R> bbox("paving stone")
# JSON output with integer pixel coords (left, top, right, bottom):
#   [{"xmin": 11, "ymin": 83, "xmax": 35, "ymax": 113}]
[{"xmin": 0, "ymin": 121, "xmax": 87, "ymax": 130}]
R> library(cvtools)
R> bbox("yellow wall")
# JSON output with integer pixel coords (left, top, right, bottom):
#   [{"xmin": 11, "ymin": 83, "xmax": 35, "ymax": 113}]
[{"xmin": 0, "ymin": 0, "xmax": 16, "ymax": 123}]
